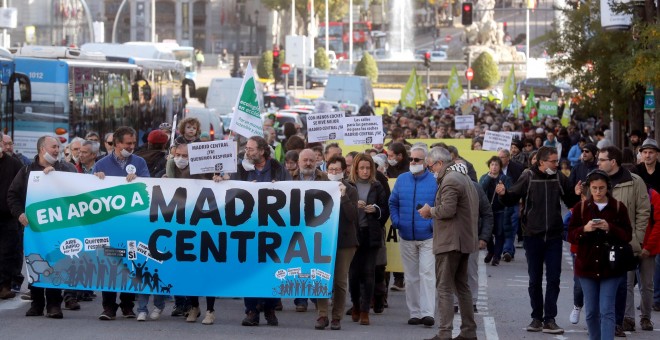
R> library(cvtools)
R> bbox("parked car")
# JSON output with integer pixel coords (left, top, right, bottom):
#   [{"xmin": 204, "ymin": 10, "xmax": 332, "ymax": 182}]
[
  {"xmin": 516, "ymin": 78, "xmax": 576, "ymax": 100},
  {"xmin": 287, "ymin": 67, "xmax": 328, "ymax": 89},
  {"xmin": 263, "ymin": 93, "xmax": 294, "ymax": 110},
  {"xmin": 429, "ymin": 50, "xmax": 447, "ymax": 61},
  {"xmin": 261, "ymin": 111, "xmax": 306, "ymax": 140}
]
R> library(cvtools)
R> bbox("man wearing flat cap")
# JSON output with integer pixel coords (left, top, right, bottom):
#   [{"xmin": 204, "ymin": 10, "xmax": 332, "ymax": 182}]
[{"xmin": 636, "ymin": 138, "xmax": 660, "ymax": 192}]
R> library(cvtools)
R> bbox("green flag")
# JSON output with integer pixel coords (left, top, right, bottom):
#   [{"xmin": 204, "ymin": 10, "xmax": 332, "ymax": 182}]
[
  {"xmin": 502, "ymin": 66, "xmax": 516, "ymax": 110},
  {"xmin": 447, "ymin": 66, "xmax": 463, "ymax": 105},
  {"xmin": 400, "ymin": 68, "xmax": 425, "ymax": 107},
  {"xmin": 525, "ymin": 88, "xmax": 537, "ymax": 123},
  {"xmin": 229, "ymin": 62, "xmax": 264, "ymax": 138}
]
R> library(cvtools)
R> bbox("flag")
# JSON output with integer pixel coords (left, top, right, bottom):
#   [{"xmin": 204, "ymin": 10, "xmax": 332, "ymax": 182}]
[
  {"xmin": 525, "ymin": 88, "xmax": 537, "ymax": 124},
  {"xmin": 502, "ymin": 66, "xmax": 516, "ymax": 110},
  {"xmin": 447, "ymin": 66, "xmax": 463, "ymax": 105},
  {"xmin": 400, "ymin": 68, "xmax": 426, "ymax": 108},
  {"xmin": 229, "ymin": 62, "xmax": 264, "ymax": 138}
]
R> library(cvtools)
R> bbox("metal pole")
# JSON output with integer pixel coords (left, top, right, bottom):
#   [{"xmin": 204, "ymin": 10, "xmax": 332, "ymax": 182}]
[
  {"xmin": 112, "ymin": 0, "xmax": 129, "ymax": 43},
  {"xmin": 525, "ymin": 7, "xmax": 530, "ymax": 77},
  {"xmin": 349, "ymin": 0, "xmax": 353, "ymax": 67},
  {"xmin": 151, "ymin": 0, "xmax": 156, "ymax": 42},
  {"xmin": 426, "ymin": 66, "xmax": 430, "ymax": 94},
  {"xmin": 78, "ymin": 0, "xmax": 95, "ymax": 43},
  {"xmin": 325, "ymin": 0, "xmax": 329, "ymax": 52},
  {"xmin": 2, "ymin": 0, "xmax": 7, "ymax": 48},
  {"xmin": 291, "ymin": 0, "xmax": 295, "ymax": 35}
]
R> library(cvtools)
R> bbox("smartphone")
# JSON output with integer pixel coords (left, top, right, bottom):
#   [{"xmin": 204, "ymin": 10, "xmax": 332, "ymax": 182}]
[
  {"xmin": 592, "ymin": 218, "xmax": 602, "ymax": 223},
  {"xmin": 416, "ymin": 204, "xmax": 423, "ymax": 210}
]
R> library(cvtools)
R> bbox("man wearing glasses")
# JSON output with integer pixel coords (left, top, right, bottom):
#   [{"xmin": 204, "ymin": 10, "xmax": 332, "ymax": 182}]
[
  {"xmin": 495, "ymin": 146, "xmax": 579, "ymax": 335},
  {"xmin": 103, "ymin": 133, "xmax": 114, "ymax": 157},
  {"xmin": 597, "ymin": 146, "xmax": 652, "ymax": 333},
  {"xmin": 568, "ymin": 143, "xmax": 598, "ymax": 188}
]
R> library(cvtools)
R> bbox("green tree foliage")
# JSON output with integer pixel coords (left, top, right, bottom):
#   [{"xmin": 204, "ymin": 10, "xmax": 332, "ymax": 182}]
[
  {"xmin": 257, "ymin": 50, "xmax": 274, "ymax": 79},
  {"xmin": 545, "ymin": 0, "xmax": 658, "ymax": 128},
  {"xmin": 195, "ymin": 87, "xmax": 208, "ymax": 105},
  {"xmin": 472, "ymin": 52, "xmax": 500, "ymax": 89},
  {"xmin": 315, "ymin": 47, "xmax": 330, "ymax": 70},
  {"xmin": 354, "ymin": 52, "xmax": 378, "ymax": 83}
]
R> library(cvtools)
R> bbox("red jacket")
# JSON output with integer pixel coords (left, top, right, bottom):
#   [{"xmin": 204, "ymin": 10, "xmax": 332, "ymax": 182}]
[
  {"xmin": 643, "ymin": 189, "xmax": 660, "ymax": 255},
  {"xmin": 568, "ymin": 197, "xmax": 633, "ymax": 279}
]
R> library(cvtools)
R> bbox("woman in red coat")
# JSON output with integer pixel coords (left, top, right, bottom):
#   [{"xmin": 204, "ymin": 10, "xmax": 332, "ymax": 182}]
[{"xmin": 568, "ymin": 170, "xmax": 632, "ymax": 340}]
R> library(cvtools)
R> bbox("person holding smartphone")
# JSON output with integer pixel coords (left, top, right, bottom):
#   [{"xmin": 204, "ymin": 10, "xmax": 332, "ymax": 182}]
[{"xmin": 568, "ymin": 170, "xmax": 632, "ymax": 340}]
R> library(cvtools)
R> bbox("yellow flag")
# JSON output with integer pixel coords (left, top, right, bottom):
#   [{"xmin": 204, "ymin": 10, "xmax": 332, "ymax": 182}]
[
  {"xmin": 502, "ymin": 66, "xmax": 516, "ymax": 110},
  {"xmin": 400, "ymin": 68, "xmax": 425, "ymax": 107},
  {"xmin": 447, "ymin": 66, "xmax": 463, "ymax": 105}
]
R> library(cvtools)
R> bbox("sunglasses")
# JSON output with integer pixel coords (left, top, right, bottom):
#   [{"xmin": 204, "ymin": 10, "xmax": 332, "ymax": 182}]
[
  {"xmin": 106, "ymin": 141, "xmax": 113, "ymax": 146},
  {"xmin": 64, "ymin": 153, "xmax": 70, "ymax": 157},
  {"xmin": 410, "ymin": 157, "xmax": 425, "ymax": 163}
]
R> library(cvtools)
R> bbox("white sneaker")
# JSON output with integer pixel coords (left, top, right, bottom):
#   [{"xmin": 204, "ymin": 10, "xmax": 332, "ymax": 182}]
[
  {"xmin": 150, "ymin": 307, "xmax": 162, "ymax": 320},
  {"xmin": 569, "ymin": 306, "xmax": 581, "ymax": 324},
  {"xmin": 202, "ymin": 311, "xmax": 215, "ymax": 325},
  {"xmin": 137, "ymin": 311, "xmax": 147, "ymax": 321},
  {"xmin": 186, "ymin": 307, "xmax": 200, "ymax": 322}
]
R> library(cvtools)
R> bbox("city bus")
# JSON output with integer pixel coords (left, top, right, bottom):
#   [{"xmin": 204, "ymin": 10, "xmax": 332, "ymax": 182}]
[
  {"xmin": 125, "ymin": 41, "xmax": 197, "ymax": 81},
  {"xmin": 317, "ymin": 21, "xmax": 372, "ymax": 60},
  {"xmin": 0, "ymin": 47, "xmax": 31, "ymax": 152},
  {"xmin": 4, "ymin": 46, "xmax": 174, "ymax": 157}
]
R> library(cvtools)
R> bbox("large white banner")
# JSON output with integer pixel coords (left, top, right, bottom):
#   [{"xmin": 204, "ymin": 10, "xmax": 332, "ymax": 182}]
[
  {"xmin": 483, "ymin": 130, "xmax": 513, "ymax": 152},
  {"xmin": 454, "ymin": 115, "xmax": 475, "ymax": 130},
  {"xmin": 188, "ymin": 140, "xmax": 237, "ymax": 175},
  {"xmin": 342, "ymin": 116, "xmax": 384, "ymax": 145},
  {"xmin": 306, "ymin": 112, "xmax": 344, "ymax": 143}
]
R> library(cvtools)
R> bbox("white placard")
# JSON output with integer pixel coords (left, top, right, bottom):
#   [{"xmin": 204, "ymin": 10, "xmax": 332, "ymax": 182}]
[
  {"xmin": 306, "ymin": 112, "xmax": 344, "ymax": 143},
  {"xmin": 483, "ymin": 130, "xmax": 513, "ymax": 152},
  {"xmin": 454, "ymin": 115, "xmax": 475, "ymax": 130},
  {"xmin": 341, "ymin": 116, "xmax": 384, "ymax": 145},
  {"xmin": 188, "ymin": 140, "xmax": 237, "ymax": 175}
]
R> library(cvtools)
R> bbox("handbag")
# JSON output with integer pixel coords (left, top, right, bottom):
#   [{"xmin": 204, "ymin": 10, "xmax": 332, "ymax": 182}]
[{"xmin": 609, "ymin": 243, "xmax": 638, "ymax": 272}]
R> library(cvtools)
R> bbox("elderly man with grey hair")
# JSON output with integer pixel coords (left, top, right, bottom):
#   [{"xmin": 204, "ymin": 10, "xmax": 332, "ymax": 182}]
[
  {"xmin": 389, "ymin": 144, "xmax": 438, "ymax": 326},
  {"xmin": 76, "ymin": 140, "xmax": 99, "ymax": 174},
  {"xmin": 419, "ymin": 147, "xmax": 479, "ymax": 340},
  {"xmin": 68, "ymin": 137, "xmax": 85, "ymax": 166}
]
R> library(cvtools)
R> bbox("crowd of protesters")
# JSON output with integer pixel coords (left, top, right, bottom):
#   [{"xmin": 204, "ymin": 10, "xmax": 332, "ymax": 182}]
[{"xmin": 1, "ymin": 97, "xmax": 660, "ymax": 339}]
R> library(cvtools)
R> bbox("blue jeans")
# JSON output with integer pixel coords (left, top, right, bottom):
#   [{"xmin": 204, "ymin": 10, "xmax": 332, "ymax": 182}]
[
  {"xmin": 654, "ymin": 255, "xmax": 660, "ymax": 305},
  {"xmin": 572, "ymin": 254, "xmax": 583, "ymax": 307},
  {"xmin": 487, "ymin": 211, "xmax": 506, "ymax": 260},
  {"xmin": 579, "ymin": 276, "xmax": 621, "ymax": 340},
  {"xmin": 504, "ymin": 205, "xmax": 520, "ymax": 256},
  {"xmin": 137, "ymin": 294, "xmax": 165, "ymax": 313},
  {"xmin": 524, "ymin": 236, "xmax": 562, "ymax": 322}
]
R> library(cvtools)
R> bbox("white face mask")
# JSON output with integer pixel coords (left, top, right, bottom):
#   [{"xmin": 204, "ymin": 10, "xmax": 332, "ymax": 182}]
[
  {"xmin": 433, "ymin": 171, "xmax": 440, "ymax": 179},
  {"xmin": 387, "ymin": 159, "xmax": 398, "ymax": 166},
  {"xmin": 410, "ymin": 164, "xmax": 424, "ymax": 174},
  {"xmin": 120, "ymin": 149, "xmax": 132, "ymax": 158},
  {"xmin": 328, "ymin": 173, "xmax": 343, "ymax": 181},
  {"xmin": 174, "ymin": 157, "xmax": 189, "ymax": 169},
  {"xmin": 316, "ymin": 161, "xmax": 324, "ymax": 168},
  {"xmin": 43, "ymin": 152, "xmax": 58, "ymax": 165},
  {"xmin": 545, "ymin": 168, "xmax": 557, "ymax": 176},
  {"xmin": 242, "ymin": 158, "xmax": 255, "ymax": 171}
]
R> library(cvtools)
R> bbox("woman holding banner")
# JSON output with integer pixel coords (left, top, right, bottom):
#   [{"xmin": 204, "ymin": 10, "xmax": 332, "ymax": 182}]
[{"xmin": 347, "ymin": 153, "xmax": 390, "ymax": 326}]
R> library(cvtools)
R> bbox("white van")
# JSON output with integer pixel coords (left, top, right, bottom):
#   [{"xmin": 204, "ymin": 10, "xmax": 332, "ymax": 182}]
[
  {"xmin": 322, "ymin": 75, "xmax": 374, "ymax": 107},
  {"xmin": 205, "ymin": 78, "xmax": 245, "ymax": 115},
  {"xmin": 184, "ymin": 107, "xmax": 223, "ymax": 140}
]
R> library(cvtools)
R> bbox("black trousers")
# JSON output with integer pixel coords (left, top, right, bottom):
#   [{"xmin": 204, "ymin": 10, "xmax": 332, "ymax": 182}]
[
  {"xmin": 30, "ymin": 287, "xmax": 62, "ymax": 308},
  {"xmin": 0, "ymin": 221, "xmax": 20, "ymax": 288},
  {"xmin": 101, "ymin": 291, "xmax": 135, "ymax": 310}
]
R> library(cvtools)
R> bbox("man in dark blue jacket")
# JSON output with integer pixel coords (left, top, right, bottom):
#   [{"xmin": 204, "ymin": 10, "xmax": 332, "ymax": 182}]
[
  {"xmin": 389, "ymin": 145, "xmax": 437, "ymax": 327},
  {"xmin": 93, "ymin": 127, "xmax": 149, "ymax": 321}
]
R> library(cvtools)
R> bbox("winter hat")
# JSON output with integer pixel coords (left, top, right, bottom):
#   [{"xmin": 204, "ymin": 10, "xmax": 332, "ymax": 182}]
[{"xmin": 148, "ymin": 130, "xmax": 169, "ymax": 144}]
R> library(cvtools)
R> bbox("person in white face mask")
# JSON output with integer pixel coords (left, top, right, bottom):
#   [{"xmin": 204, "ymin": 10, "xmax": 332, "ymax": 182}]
[
  {"xmin": 92, "ymin": 127, "xmax": 150, "ymax": 321},
  {"xmin": 314, "ymin": 157, "xmax": 359, "ymax": 330},
  {"xmin": 495, "ymin": 146, "xmax": 581, "ymax": 334},
  {"xmin": 386, "ymin": 142, "xmax": 410, "ymax": 179},
  {"xmin": 388, "ymin": 145, "xmax": 438, "ymax": 326},
  {"xmin": 7, "ymin": 135, "xmax": 77, "ymax": 319},
  {"xmin": 68, "ymin": 137, "xmax": 84, "ymax": 166}
]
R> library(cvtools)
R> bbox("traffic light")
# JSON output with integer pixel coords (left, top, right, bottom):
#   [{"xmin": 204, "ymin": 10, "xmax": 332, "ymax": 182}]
[
  {"xmin": 272, "ymin": 49, "xmax": 281, "ymax": 83},
  {"xmin": 424, "ymin": 51, "xmax": 431, "ymax": 68},
  {"xmin": 462, "ymin": 2, "xmax": 473, "ymax": 26}
]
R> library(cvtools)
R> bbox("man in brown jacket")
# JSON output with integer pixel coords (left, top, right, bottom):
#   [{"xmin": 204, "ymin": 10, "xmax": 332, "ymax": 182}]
[{"xmin": 419, "ymin": 146, "xmax": 479, "ymax": 340}]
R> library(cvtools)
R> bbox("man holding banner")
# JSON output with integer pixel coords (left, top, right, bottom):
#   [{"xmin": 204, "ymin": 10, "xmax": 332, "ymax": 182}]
[
  {"xmin": 92, "ymin": 127, "xmax": 150, "ymax": 321},
  {"xmin": 7, "ymin": 135, "xmax": 78, "ymax": 318},
  {"xmin": 231, "ymin": 135, "xmax": 291, "ymax": 326}
]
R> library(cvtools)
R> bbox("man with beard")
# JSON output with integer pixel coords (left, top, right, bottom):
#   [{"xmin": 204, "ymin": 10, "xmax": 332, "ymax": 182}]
[
  {"xmin": 629, "ymin": 130, "xmax": 645, "ymax": 156},
  {"xmin": 231, "ymin": 136, "xmax": 291, "ymax": 326}
]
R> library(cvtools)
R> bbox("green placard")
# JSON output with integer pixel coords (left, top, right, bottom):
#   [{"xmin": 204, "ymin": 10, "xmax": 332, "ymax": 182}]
[{"xmin": 538, "ymin": 100, "xmax": 558, "ymax": 116}]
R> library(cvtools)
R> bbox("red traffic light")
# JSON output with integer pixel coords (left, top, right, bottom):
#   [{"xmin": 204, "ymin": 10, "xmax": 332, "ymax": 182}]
[
  {"xmin": 463, "ymin": 3, "xmax": 472, "ymax": 12},
  {"xmin": 273, "ymin": 50, "xmax": 279, "ymax": 58},
  {"xmin": 424, "ymin": 52, "xmax": 431, "ymax": 60}
]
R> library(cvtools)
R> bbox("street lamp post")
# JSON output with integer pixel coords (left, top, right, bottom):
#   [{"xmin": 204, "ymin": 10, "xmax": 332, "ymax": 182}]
[
  {"xmin": 231, "ymin": 10, "xmax": 241, "ymax": 77},
  {"xmin": 254, "ymin": 10, "xmax": 260, "ymax": 54}
]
